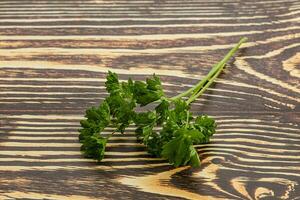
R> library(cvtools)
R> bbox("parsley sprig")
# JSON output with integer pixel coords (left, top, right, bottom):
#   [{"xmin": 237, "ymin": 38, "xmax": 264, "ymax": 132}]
[{"xmin": 78, "ymin": 37, "xmax": 247, "ymax": 167}]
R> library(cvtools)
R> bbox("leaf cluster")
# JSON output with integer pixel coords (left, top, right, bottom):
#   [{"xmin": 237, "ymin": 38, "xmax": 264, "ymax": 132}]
[
  {"xmin": 135, "ymin": 99, "xmax": 216, "ymax": 167},
  {"xmin": 78, "ymin": 37, "xmax": 246, "ymax": 167},
  {"xmin": 78, "ymin": 71, "xmax": 216, "ymax": 167}
]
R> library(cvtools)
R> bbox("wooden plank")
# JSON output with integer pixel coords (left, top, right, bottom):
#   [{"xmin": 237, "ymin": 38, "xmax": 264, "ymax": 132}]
[{"xmin": 0, "ymin": 0, "xmax": 299, "ymax": 199}]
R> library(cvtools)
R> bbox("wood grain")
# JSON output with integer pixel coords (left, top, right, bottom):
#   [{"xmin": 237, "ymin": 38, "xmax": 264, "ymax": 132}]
[{"xmin": 0, "ymin": 0, "xmax": 299, "ymax": 199}]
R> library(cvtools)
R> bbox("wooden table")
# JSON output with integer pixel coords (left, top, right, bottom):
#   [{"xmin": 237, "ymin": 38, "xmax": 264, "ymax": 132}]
[{"xmin": 0, "ymin": 0, "xmax": 299, "ymax": 199}]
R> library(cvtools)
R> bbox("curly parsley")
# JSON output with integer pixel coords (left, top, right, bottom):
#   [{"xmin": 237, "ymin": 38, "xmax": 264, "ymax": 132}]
[{"xmin": 78, "ymin": 37, "xmax": 247, "ymax": 167}]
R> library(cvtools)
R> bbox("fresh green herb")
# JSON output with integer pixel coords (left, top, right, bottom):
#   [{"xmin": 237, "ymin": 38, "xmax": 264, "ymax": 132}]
[{"xmin": 78, "ymin": 37, "xmax": 247, "ymax": 167}]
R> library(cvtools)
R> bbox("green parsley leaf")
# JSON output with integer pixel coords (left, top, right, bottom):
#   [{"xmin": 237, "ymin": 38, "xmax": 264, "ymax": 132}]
[
  {"xmin": 105, "ymin": 71, "xmax": 120, "ymax": 93},
  {"xmin": 161, "ymin": 127, "xmax": 205, "ymax": 167},
  {"xmin": 133, "ymin": 75, "xmax": 164, "ymax": 106},
  {"xmin": 78, "ymin": 101, "xmax": 110, "ymax": 142},
  {"xmin": 134, "ymin": 111, "xmax": 156, "ymax": 126},
  {"xmin": 194, "ymin": 115, "xmax": 216, "ymax": 143},
  {"xmin": 161, "ymin": 134, "xmax": 200, "ymax": 167},
  {"xmin": 80, "ymin": 135, "xmax": 108, "ymax": 161},
  {"xmin": 155, "ymin": 99, "xmax": 170, "ymax": 125}
]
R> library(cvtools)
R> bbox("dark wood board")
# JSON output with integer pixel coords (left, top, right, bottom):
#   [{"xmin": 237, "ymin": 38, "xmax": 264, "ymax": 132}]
[{"xmin": 0, "ymin": 0, "xmax": 299, "ymax": 199}]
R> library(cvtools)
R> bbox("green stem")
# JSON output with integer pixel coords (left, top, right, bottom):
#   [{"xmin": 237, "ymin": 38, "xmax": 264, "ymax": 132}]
[
  {"xmin": 171, "ymin": 37, "xmax": 247, "ymax": 102},
  {"xmin": 186, "ymin": 63, "xmax": 225, "ymax": 104},
  {"xmin": 170, "ymin": 64, "xmax": 219, "ymax": 100},
  {"xmin": 185, "ymin": 111, "xmax": 190, "ymax": 128},
  {"xmin": 186, "ymin": 37, "xmax": 247, "ymax": 104}
]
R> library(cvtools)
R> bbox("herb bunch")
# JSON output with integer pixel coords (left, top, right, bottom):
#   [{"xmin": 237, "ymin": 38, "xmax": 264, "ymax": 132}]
[{"xmin": 78, "ymin": 37, "xmax": 247, "ymax": 167}]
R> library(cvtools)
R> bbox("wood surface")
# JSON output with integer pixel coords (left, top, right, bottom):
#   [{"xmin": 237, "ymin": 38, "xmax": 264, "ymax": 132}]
[{"xmin": 0, "ymin": 0, "xmax": 299, "ymax": 199}]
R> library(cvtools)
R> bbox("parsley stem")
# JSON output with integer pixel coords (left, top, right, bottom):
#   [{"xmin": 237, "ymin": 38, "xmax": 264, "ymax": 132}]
[
  {"xmin": 170, "ymin": 63, "xmax": 219, "ymax": 100},
  {"xmin": 170, "ymin": 37, "xmax": 247, "ymax": 102},
  {"xmin": 186, "ymin": 63, "xmax": 225, "ymax": 104},
  {"xmin": 186, "ymin": 37, "xmax": 247, "ymax": 104},
  {"xmin": 185, "ymin": 111, "xmax": 190, "ymax": 128}
]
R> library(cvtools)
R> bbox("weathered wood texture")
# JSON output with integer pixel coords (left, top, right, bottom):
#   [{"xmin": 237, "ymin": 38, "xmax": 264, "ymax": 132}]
[{"xmin": 0, "ymin": 0, "xmax": 299, "ymax": 199}]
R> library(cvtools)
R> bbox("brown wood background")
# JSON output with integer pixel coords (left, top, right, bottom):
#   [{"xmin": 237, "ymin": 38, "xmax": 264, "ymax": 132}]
[{"xmin": 0, "ymin": 0, "xmax": 299, "ymax": 199}]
